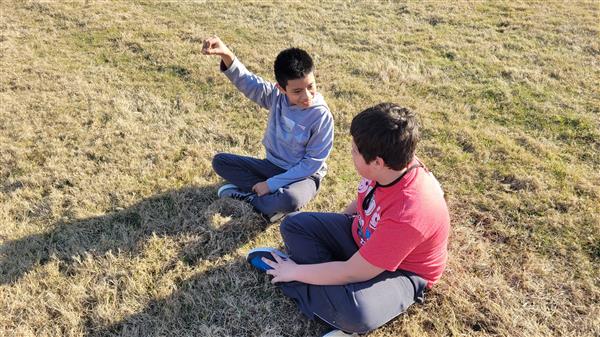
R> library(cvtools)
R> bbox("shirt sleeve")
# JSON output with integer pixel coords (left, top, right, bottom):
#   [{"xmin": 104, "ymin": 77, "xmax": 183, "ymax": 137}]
[
  {"xmin": 221, "ymin": 58, "xmax": 277, "ymax": 110},
  {"xmin": 358, "ymin": 214, "xmax": 425, "ymax": 271},
  {"xmin": 265, "ymin": 110, "xmax": 334, "ymax": 191}
]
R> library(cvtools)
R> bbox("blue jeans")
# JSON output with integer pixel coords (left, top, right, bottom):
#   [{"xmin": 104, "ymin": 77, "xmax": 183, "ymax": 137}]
[
  {"xmin": 278, "ymin": 212, "xmax": 428, "ymax": 334},
  {"xmin": 212, "ymin": 153, "xmax": 320, "ymax": 219}
]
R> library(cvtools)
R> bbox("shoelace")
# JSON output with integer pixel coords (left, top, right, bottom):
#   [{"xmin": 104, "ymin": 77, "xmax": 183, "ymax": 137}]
[{"xmin": 230, "ymin": 191, "xmax": 253, "ymax": 201}]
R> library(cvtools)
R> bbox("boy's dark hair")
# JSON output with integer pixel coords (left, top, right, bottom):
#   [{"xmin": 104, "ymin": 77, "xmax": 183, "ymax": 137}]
[
  {"xmin": 274, "ymin": 48, "xmax": 314, "ymax": 89},
  {"xmin": 350, "ymin": 103, "xmax": 419, "ymax": 170}
]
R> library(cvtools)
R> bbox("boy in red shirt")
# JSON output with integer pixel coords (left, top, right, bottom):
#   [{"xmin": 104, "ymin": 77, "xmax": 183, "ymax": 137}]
[{"xmin": 247, "ymin": 103, "xmax": 450, "ymax": 336}]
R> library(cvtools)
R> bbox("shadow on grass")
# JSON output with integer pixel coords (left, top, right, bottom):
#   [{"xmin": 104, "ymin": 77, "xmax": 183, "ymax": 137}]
[
  {"xmin": 1, "ymin": 186, "xmax": 198, "ymax": 284},
  {"xmin": 1, "ymin": 185, "xmax": 325, "ymax": 336},
  {"xmin": 88, "ymin": 258, "xmax": 324, "ymax": 337}
]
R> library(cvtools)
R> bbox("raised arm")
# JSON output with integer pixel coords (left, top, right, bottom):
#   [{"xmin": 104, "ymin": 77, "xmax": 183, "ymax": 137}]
[{"xmin": 202, "ymin": 36, "xmax": 276, "ymax": 109}]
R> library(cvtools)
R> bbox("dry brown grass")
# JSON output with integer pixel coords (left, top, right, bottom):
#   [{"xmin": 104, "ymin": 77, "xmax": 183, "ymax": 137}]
[{"xmin": 1, "ymin": 1, "xmax": 598, "ymax": 336}]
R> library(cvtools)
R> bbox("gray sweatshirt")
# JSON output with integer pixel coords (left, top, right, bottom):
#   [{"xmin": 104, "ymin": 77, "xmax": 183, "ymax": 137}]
[{"xmin": 222, "ymin": 58, "xmax": 334, "ymax": 192}]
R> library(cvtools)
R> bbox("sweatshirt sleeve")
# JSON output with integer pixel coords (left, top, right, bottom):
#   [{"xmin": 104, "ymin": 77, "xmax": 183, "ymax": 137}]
[
  {"xmin": 221, "ymin": 58, "xmax": 277, "ymax": 110},
  {"xmin": 266, "ymin": 110, "xmax": 334, "ymax": 191}
]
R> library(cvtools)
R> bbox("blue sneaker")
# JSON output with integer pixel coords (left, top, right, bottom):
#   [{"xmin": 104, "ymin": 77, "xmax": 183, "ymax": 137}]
[
  {"xmin": 246, "ymin": 248, "xmax": 289, "ymax": 272},
  {"xmin": 217, "ymin": 184, "xmax": 254, "ymax": 201}
]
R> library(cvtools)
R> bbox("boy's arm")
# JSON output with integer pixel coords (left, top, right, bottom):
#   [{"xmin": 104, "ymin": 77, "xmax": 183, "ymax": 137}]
[
  {"xmin": 343, "ymin": 200, "xmax": 358, "ymax": 215},
  {"xmin": 202, "ymin": 36, "xmax": 276, "ymax": 109},
  {"xmin": 264, "ymin": 250, "xmax": 384, "ymax": 285},
  {"xmin": 265, "ymin": 112, "xmax": 334, "ymax": 191},
  {"xmin": 264, "ymin": 217, "xmax": 424, "ymax": 286}
]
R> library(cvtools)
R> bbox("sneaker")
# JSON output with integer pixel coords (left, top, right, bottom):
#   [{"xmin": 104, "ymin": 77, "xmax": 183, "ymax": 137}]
[
  {"xmin": 322, "ymin": 330, "xmax": 358, "ymax": 337},
  {"xmin": 217, "ymin": 184, "xmax": 254, "ymax": 201},
  {"xmin": 246, "ymin": 247, "xmax": 289, "ymax": 272},
  {"xmin": 266, "ymin": 212, "xmax": 286, "ymax": 223}
]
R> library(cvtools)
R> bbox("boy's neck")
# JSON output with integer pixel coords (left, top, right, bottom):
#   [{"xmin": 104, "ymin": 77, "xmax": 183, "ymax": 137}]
[
  {"xmin": 375, "ymin": 167, "xmax": 409, "ymax": 186},
  {"xmin": 375, "ymin": 157, "xmax": 417, "ymax": 186}
]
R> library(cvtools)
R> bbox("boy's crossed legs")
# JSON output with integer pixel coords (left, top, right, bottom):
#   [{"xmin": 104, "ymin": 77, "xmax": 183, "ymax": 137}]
[
  {"xmin": 276, "ymin": 212, "xmax": 428, "ymax": 334},
  {"xmin": 212, "ymin": 153, "xmax": 319, "ymax": 222}
]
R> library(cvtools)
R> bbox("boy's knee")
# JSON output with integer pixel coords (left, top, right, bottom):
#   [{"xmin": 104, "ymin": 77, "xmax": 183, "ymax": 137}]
[
  {"xmin": 336, "ymin": 321, "xmax": 372, "ymax": 335},
  {"xmin": 337, "ymin": 310, "xmax": 382, "ymax": 334},
  {"xmin": 335, "ymin": 297, "xmax": 412, "ymax": 334},
  {"xmin": 256, "ymin": 191, "xmax": 305, "ymax": 218},
  {"xmin": 280, "ymin": 212, "xmax": 305, "ymax": 235},
  {"xmin": 285, "ymin": 192, "xmax": 304, "ymax": 211},
  {"xmin": 212, "ymin": 152, "xmax": 226, "ymax": 166},
  {"xmin": 318, "ymin": 308, "xmax": 373, "ymax": 334},
  {"xmin": 282, "ymin": 187, "xmax": 312, "ymax": 212},
  {"xmin": 212, "ymin": 153, "xmax": 230, "ymax": 174}
]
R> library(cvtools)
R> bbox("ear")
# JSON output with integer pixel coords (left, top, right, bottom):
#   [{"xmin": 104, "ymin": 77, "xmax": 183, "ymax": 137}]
[
  {"xmin": 373, "ymin": 157, "xmax": 386, "ymax": 169},
  {"xmin": 275, "ymin": 83, "xmax": 286, "ymax": 93}
]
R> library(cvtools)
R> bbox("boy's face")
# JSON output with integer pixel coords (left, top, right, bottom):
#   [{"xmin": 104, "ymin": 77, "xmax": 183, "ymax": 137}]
[
  {"xmin": 351, "ymin": 139, "xmax": 377, "ymax": 180},
  {"xmin": 277, "ymin": 72, "xmax": 316, "ymax": 108}
]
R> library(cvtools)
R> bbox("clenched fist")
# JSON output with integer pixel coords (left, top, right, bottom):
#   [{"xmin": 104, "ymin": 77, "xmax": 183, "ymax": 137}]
[{"xmin": 201, "ymin": 36, "xmax": 235, "ymax": 68}]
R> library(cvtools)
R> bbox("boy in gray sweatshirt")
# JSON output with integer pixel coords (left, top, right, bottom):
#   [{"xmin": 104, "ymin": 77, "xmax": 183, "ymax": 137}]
[{"xmin": 202, "ymin": 36, "xmax": 334, "ymax": 222}]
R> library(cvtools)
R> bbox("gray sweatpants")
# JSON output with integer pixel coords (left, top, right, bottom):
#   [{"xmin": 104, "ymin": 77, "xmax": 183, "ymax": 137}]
[
  {"xmin": 278, "ymin": 212, "xmax": 428, "ymax": 334},
  {"xmin": 212, "ymin": 153, "xmax": 319, "ymax": 219}
]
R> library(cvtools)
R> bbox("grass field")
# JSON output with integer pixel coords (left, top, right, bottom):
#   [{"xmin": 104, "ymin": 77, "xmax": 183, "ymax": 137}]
[{"xmin": 1, "ymin": 1, "xmax": 599, "ymax": 336}]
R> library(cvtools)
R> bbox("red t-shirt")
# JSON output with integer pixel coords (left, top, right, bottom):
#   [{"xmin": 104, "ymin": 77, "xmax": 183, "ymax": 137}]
[{"xmin": 352, "ymin": 159, "xmax": 450, "ymax": 288}]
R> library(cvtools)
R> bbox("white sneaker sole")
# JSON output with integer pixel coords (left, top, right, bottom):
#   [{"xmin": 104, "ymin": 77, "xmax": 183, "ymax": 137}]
[
  {"xmin": 217, "ymin": 183, "xmax": 239, "ymax": 198},
  {"xmin": 268, "ymin": 212, "xmax": 286, "ymax": 223},
  {"xmin": 246, "ymin": 247, "xmax": 289, "ymax": 260},
  {"xmin": 322, "ymin": 330, "xmax": 358, "ymax": 337}
]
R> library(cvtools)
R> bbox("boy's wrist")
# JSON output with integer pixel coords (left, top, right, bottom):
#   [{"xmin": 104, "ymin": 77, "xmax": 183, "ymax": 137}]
[
  {"xmin": 220, "ymin": 50, "xmax": 235, "ymax": 68},
  {"xmin": 221, "ymin": 49, "xmax": 234, "ymax": 59},
  {"xmin": 265, "ymin": 179, "xmax": 276, "ymax": 193},
  {"xmin": 290, "ymin": 264, "xmax": 303, "ymax": 282}
]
